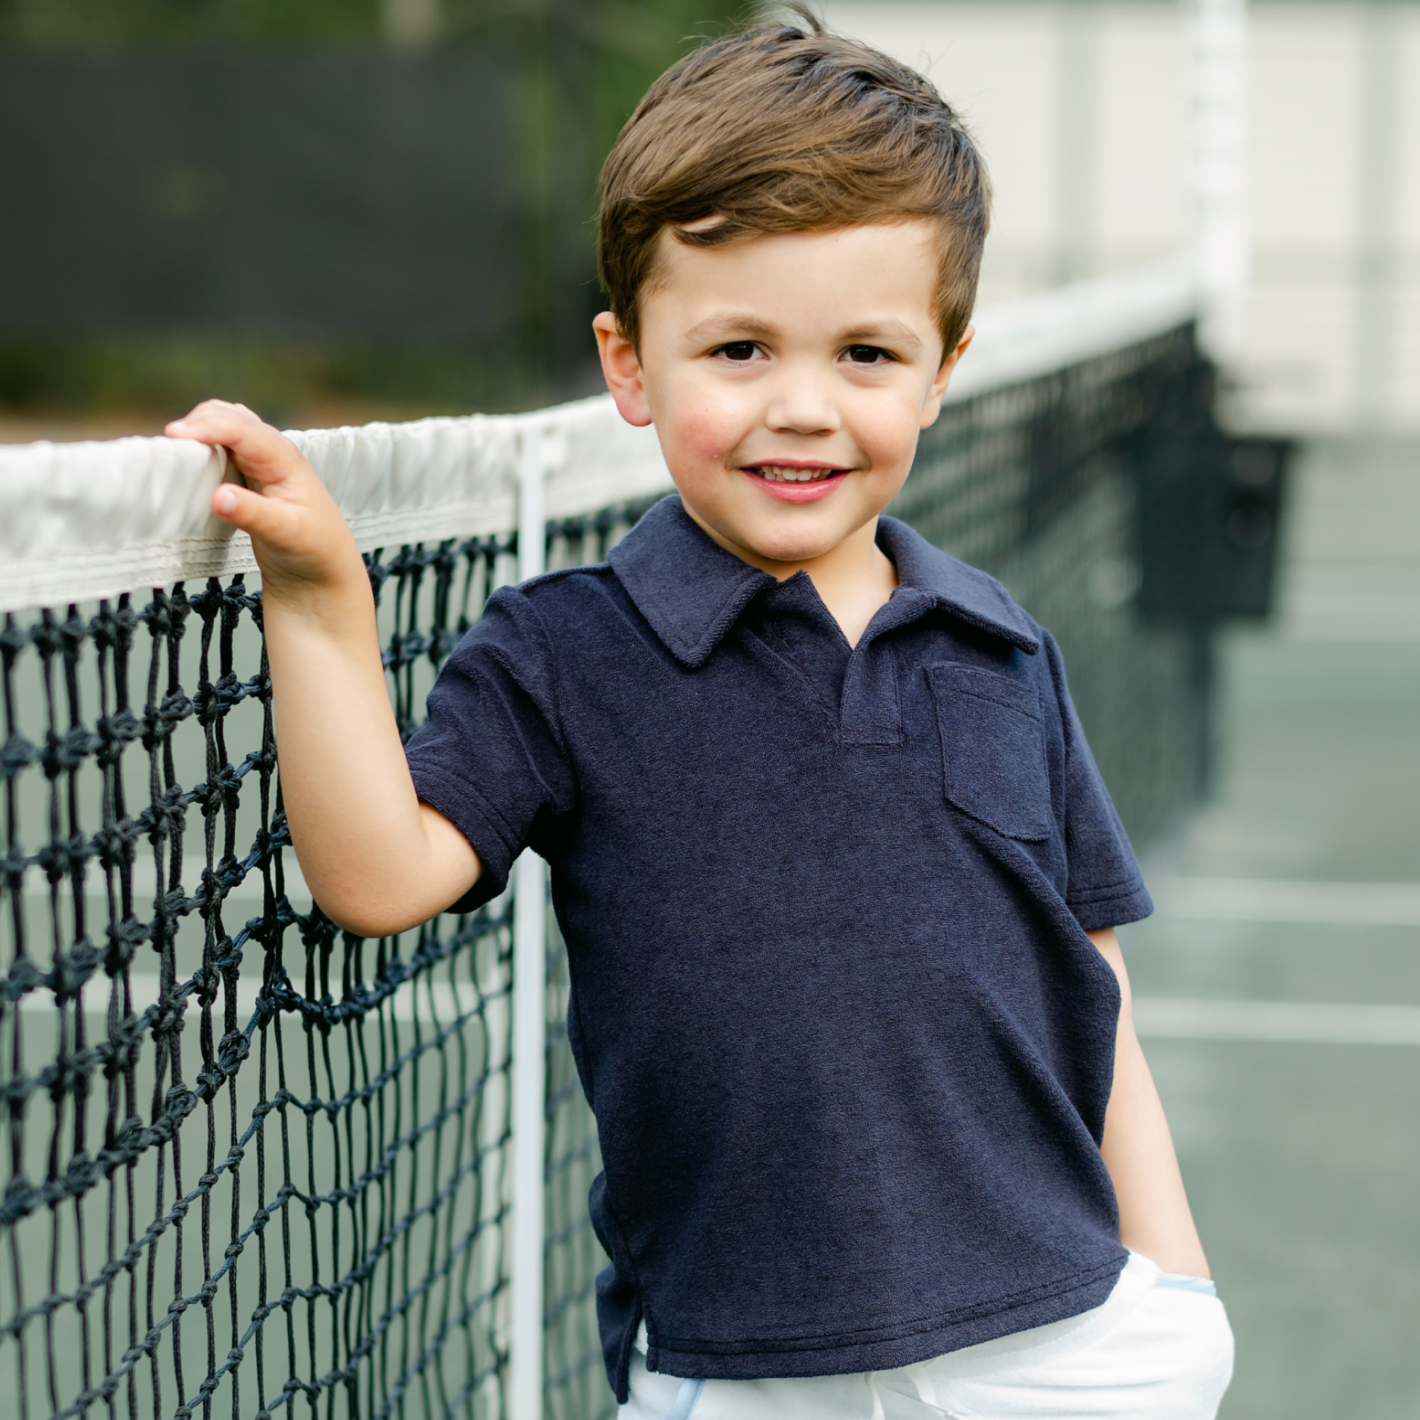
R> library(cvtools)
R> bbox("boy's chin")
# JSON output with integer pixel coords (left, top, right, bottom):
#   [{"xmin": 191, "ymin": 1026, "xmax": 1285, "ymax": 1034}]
[{"xmin": 726, "ymin": 516, "xmax": 874, "ymax": 570}]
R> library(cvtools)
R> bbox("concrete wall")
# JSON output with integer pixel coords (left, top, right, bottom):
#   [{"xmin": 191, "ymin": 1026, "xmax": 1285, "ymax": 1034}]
[{"xmin": 817, "ymin": 2, "xmax": 1420, "ymax": 435}]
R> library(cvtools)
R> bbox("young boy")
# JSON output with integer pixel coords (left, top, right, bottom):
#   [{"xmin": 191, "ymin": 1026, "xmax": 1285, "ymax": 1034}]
[{"xmin": 167, "ymin": 14, "xmax": 1233, "ymax": 1418}]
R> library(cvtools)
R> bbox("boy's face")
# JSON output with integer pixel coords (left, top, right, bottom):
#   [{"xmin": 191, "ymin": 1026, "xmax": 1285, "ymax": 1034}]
[{"xmin": 594, "ymin": 220, "xmax": 970, "ymax": 573}]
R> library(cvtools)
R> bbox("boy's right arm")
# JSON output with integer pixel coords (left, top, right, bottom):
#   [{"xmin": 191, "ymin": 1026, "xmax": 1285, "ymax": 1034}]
[{"xmin": 167, "ymin": 401, "xmax": 481, "ymax": 937}]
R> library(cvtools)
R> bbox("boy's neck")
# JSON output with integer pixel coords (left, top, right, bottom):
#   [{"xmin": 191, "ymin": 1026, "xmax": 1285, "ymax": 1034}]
[{"xmin": 679, "ymin": 503, "xmax": 899, "ymax": 649}]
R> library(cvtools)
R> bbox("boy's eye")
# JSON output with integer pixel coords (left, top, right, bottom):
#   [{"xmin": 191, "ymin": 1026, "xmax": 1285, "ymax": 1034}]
[
  {"xmin": 845, "ymin": 345, "xmax": 892, "ymax": 365},
  {"xmin": 714, "ymin": 341, "xmax": 759, "ymax": 362}
]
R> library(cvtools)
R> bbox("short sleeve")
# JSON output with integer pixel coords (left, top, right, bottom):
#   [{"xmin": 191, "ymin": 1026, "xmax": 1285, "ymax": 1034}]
[
  {"xmin": 1040, "ymin": 631, "xmax": 1154, "ymax": 931},
  {"xmin": 404, "ymin": 586, "xmax": 576, "ymax": 913}
]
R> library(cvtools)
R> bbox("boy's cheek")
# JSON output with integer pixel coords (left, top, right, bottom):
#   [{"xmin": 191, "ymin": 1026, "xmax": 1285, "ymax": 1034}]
[
  {"xmin": 863, "ymin": 392, "xmax": 937, "ymax": 467},
  {"xmin": 663, "ymin": 400, "xmax": 746, "ymax": 471}
]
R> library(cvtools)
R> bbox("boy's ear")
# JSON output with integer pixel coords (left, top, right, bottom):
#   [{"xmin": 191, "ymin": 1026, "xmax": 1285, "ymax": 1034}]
[
  {"xmin": 593, "ymin": 312, "xmax": 654, "ymax": 428},
  {"xmin": 920, "ymin": 325, "xmax": 975, "ymax": 430}
]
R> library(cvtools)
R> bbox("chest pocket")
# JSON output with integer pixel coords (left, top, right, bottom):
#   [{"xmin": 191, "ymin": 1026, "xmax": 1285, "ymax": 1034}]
[{"xmin": 927, "ymin": 664, "xmax": 1053, "ymax": 842}]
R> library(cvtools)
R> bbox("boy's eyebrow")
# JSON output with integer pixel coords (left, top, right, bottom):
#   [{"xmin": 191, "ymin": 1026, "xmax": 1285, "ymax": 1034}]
[
  {"xmin": 683, "ymin": 314, "xmax": 926, "ymax": 351},
  {"xmin": 683, "ymin": 314, "xmax": 782, "ymax": 342},
  {"xmin": 839, "ymin": 320, "xmax": 925, "ymax": 352}
]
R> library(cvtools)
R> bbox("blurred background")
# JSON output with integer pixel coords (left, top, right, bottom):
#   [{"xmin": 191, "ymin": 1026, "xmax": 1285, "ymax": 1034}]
[
  {"xmin": 0, "ymin": 0, "xmax": 743, "ymax": 435},
  {"xmin": 1, "ymin": 2, "xmax": 1418, "ymax": 1417}
]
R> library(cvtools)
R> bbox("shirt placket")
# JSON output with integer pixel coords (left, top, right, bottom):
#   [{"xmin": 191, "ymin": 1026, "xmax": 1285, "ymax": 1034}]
[{"xmin": 756, "ymin": 579, "xmax": 936, "ymax": 748}]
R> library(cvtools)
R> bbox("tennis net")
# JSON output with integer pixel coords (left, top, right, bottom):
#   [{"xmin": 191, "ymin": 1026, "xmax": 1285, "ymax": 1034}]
[{"xmin": 0, "ymin": 259, "xmax": 1243, "ymax": 1420}]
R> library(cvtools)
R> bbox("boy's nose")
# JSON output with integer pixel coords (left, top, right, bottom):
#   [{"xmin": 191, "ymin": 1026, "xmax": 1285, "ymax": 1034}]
[{"xmin": 764, "ymin": 368, "xmax": 841, "ymax": 436}]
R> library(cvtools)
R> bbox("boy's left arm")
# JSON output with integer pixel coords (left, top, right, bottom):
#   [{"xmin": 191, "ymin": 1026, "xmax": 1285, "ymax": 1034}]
[{"xmin": 1089, "ymin": 928, "xmax": 1211, "ymax": 1278}]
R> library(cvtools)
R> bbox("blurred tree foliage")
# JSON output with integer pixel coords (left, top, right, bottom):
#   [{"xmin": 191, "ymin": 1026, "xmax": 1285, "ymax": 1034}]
[
  {"xmin": 0, "ymin": 0, "xmax": 746, "ymax": 422},
  {"xmin": 0, "ymin": 0, "xmax": 382, "ymax": 44}
]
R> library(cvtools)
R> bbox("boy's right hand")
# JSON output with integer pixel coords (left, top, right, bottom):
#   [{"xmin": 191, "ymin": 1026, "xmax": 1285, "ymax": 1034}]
[
  {"xmin": 165, "ymin": 399, "xmax": 481, "ymax": 933},
  {"xmin": 166, "ymin": 400, "xmax": 367, "ymax": 606}
]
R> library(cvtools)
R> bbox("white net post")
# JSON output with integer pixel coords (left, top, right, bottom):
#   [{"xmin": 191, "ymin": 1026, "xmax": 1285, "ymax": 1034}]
[
  {"xmin": 1185, "ymin": 0, "xmax": 1250, "ymax": 366},
  {"xmin": 511, "ymin": 427, "xmax": 548, "ymax": 1420}
]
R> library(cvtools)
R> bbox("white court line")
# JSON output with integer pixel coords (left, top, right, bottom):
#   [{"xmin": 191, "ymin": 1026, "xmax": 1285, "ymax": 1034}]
[
  {"xmin": 1282, "ymin": 625, "xmax": 1420, "ymax": 645},
  {"xmin": 1135, "ymin": 997, "xmax": 1420, "ymax": 1046},
  {"xmin": 1287, "ymin": 591, "xmax": 1420, "ymax": 619},
  {"xmin": 1150, "ymin": 877, "xmax": 1420, "ymax": 927}
]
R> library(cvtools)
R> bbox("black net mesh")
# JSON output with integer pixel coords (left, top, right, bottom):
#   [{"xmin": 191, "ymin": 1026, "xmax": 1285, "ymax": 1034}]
[
  {"xmin": 2, "ymin": 326, "xmax": 1211, "ymax": 1420},
  {"xmin": 0, "ymin": 565, "xmax": 520, "ymax": 1420}
]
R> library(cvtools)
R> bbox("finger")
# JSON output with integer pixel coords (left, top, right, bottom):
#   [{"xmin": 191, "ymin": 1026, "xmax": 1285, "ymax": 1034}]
[
  {"xmin": 167, "ymin": 400, "xmax": 304, "ymax": 492},
  {"xmin": 167, "ymin": 400, "xmax": 277, "ymax": 461},
  {"xmin": 166, "ymin": 397, "xmax": 262, "ymax": 441}
]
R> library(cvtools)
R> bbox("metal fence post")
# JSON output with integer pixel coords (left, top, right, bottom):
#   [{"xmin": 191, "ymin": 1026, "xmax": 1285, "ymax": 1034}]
[{"xmin": 511, "ymin": 425, "xmax": 547, "ymax": 1420}]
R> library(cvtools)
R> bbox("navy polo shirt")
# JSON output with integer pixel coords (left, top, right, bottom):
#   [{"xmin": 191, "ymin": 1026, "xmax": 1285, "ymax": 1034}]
[{"xmin": 404, "ymin": 496, "xmax": 1152, "ymax": 1401}]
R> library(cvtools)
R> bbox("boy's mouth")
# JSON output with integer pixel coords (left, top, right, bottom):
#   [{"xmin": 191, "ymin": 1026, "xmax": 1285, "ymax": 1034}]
[{"xmin": 745, "ymin": 463, "xmax": 850, "ymax": 504}]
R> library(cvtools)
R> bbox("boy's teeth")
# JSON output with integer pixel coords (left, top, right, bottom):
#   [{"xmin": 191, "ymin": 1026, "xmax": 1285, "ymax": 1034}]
[{"xmin": 756, "ymin": 466, "xmax": 836, "ymax": 483}]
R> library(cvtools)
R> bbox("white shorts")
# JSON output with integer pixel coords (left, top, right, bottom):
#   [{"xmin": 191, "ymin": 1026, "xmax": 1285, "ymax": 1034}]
[{"xmin": 620, "ymin": 1252, "xmax": 1234, "ymax": 1420}]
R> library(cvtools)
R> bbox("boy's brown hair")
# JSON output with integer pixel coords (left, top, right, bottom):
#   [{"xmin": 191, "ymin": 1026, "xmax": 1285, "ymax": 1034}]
[{"xmin": 598, "ymin": 8, "xmax": 990, "ymax": 357}]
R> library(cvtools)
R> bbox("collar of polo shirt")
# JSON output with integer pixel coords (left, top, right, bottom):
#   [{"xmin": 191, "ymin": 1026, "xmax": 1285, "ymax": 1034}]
[{"xmin": 608, "ymin": 496, "xmax": 1041, "ymax": 669}]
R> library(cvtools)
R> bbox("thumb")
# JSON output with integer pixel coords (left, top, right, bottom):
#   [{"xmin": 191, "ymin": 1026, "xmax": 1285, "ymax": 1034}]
[
  {"xmin": 209, "ymin": 456, "xmax": 368, "ymax": 591},
  {"xmin": 212, "ymin": 480, "xmax": 304, "ymax": 545}
]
